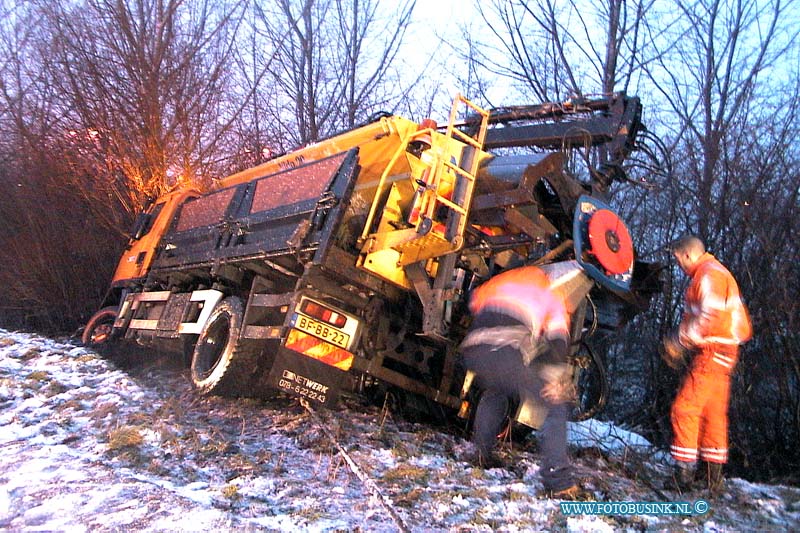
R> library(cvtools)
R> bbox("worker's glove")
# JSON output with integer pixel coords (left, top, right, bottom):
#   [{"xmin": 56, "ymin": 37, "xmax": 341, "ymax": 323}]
[
  {"xmin": 660, "ymin": 334, "xmax": 689, "ymax": 370},
  {"xmin": 539, "ymin": 364, "xmax": 575, "ymax": 404}
]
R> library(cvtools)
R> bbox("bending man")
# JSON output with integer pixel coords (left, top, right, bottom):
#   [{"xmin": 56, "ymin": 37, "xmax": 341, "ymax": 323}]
[{"xmin": 460, "ymin": 261, "xmax": 588, "ymax": 498}]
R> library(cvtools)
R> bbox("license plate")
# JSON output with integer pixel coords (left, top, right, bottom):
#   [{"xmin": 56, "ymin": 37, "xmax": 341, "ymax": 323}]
[{"xmin": 293, "ymin": 314, "xmax": 350, "ymax": 349}]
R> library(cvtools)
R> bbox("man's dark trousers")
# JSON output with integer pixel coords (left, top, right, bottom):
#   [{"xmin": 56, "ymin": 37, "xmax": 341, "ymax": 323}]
[{"xmin": 461, "ymin": 311, "xmax": 573, "ymax": 492}]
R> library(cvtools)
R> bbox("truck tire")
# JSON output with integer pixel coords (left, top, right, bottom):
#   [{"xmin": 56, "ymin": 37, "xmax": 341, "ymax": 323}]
[
  {"xmin": 82, "ymin": 307, "xmax": 118, "ymax": 346},
  {"xmin": 190, "ymin": 297, "xmax": 260, "ymax": 396}
]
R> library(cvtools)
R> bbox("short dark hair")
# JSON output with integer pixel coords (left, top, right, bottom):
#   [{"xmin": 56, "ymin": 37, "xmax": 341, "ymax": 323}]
[{"xmin": 670, "ymin": 235, "xmax": 705, "ymax": 255}]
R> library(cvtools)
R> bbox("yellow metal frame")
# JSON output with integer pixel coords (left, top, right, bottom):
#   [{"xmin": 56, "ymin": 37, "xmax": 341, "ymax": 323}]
[{"xmin": 359, "ymin": 94, "xmax": 489, "ymax": 274}]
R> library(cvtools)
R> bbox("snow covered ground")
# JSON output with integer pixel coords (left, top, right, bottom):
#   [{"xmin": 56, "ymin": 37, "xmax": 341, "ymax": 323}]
[{"xmin": 1, "ymin": 328, "xmax": 799, "ymax": 532}]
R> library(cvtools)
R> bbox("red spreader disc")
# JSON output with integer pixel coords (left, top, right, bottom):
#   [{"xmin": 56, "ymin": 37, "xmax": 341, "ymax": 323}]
[{"xmin": 587, "ymin": 209, "xmax": 634, "ymax": 275}]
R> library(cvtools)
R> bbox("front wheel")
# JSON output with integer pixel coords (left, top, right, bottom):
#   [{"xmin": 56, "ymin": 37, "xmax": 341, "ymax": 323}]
[
  {"xmin": 190, "ymin": 297, "xmax": 260, "ymax": 396},
  {"xmin": 82, "ymin": 307, "xmax": 118, "ymax": 346}
]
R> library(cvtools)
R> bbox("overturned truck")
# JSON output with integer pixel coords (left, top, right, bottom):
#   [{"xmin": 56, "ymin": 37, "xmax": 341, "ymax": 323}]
[{"xmin": 84, "ymin": 94, "xmax": 658, "ymax": 427}]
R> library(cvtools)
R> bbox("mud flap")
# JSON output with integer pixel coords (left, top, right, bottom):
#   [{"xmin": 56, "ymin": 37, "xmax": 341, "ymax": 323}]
[{"xmin": 266, "ymin": 347, "xmax": 348, "ymax": 407}]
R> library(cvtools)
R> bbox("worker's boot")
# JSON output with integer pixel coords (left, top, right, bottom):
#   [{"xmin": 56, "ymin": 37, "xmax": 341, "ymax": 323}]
[
  {"xmin": 672, "ymin": 462, "xmax": 696, "ymax": 492},
  {"xmin": 705, "ymin": 462, "xmax": 725, "ymax": 496}
]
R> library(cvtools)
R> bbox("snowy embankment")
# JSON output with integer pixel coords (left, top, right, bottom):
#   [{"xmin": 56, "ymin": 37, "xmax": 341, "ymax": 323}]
[{"xmin": 1, "ymin": 328, "xmax": 798, "ymax": 532}]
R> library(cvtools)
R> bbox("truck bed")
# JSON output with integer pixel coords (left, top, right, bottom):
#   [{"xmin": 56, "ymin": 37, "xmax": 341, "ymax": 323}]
[{"xmin": 151, "ymin": 150, "xmax": 361, "ymax": 277}]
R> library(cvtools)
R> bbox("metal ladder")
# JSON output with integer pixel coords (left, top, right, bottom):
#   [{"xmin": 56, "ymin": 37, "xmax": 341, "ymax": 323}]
[{"xmin": 393, "ymin": 94, "xmax": 489, "ymax": 265}]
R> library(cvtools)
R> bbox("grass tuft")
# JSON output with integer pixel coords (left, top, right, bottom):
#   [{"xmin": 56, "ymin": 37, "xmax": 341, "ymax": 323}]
[
  {"xmin": 21, "ymin": 348, "xmax": 42, "ymax": 360},
  {"xmin": 26, "ymin": 370, "xmax": 49, "ymax": 382},
  {"xmin": 221, "ymin": 484, "xmax": 240, "ymax": 501},
  {"xmin": 382, "ymin": 463, "xmax": 429, "ymax": 484},
  {"xmin": 395, "ymin": 487, "xmax": 424, "ymax": 507},
  {"xmin": 43, "ymin": 380, "xmax": 68, "ymax": 397},
  {"xmin": 107, "ymin": 425, "xmax": 144, "ymax": 450}
]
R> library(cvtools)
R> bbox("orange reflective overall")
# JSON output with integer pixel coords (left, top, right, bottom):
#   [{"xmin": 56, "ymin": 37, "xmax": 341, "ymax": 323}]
[{"xmin": 671, "ymin": 254, "xmax": 751, "ymax": 465}]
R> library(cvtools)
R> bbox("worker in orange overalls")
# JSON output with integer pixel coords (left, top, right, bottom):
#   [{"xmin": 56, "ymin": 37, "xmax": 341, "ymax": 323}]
[
  {"xmin": 460, "ymin": 261, "xmax": 590, "ymax": 499},
  {"xmin": 662, "ymin": 235, "xmax": 752, "ymax": 494}
]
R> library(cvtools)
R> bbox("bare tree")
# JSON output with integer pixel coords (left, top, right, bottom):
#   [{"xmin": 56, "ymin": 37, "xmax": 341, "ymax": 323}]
[
  {"xmin": 0, "ymin": 0, "xmax": 250, "ymax": 331},
  {"xmin": 452, "ymin": 1, "xmax": 664, "ymax": 204},
  {"xmin": 34, "ymin": 0, "xmax": 248, "ymax": 216},
  {"xmin": 720, "ymin": 86, "xmax": 800, "ymax": 477},
  {"xmin": 452, "ymin": 0, "xmax": 656, "ymax": 105},
  {"xmin": 643, "ymin": 0, "xmax": 796, "ymax": 241},
  {"xmin": 0, "ymin": 0, "xmax": 124, "ymax": 331},
  {"xmin": 249, "ymin": 0, "xmax": 416, "ymax": 146}
]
